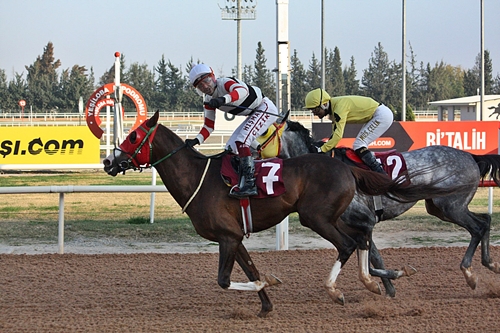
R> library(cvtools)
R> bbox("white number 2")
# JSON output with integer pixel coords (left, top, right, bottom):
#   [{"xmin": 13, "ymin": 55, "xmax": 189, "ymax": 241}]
[{"xmin": 385, "ymin": 156, "xmax": 403, "ymax": 180}]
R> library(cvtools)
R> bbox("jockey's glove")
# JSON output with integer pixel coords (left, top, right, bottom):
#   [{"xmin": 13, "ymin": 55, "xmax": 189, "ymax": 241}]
[
  {"xmin": 312, "ymin": 141, "xmax": 324, "ymax": 154},
  {"xmin": 208, "ymin": 97, "xmax": 226, "ymax": 109},
  {"xmin": 185, "ymin": 138, "xmax": 200, "ymax": 147}
]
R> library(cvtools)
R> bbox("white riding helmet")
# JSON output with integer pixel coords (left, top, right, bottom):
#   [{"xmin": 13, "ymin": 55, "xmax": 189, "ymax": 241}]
[{"xmin": 189, "ymin": 64, "xmax": 216, "ymax": 95}]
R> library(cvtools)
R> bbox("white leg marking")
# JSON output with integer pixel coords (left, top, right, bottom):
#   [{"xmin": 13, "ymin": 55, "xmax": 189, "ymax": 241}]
[
  {"xmin": 358, "ymin": 249, "xmax": 370, "ymax": 280},
  {"xmin": 228, "ymin": 280, "xmax": 267, "ymax": 292},
  {"xmin": 326, "ymin": 260, "xmax": 342, "ymax": 288}
]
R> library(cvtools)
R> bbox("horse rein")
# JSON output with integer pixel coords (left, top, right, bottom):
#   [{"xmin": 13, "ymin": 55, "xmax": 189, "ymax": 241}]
[
  {"xmin": 116, "ymin": 123, "xmax": 186, "ymax": 172},
  {"xmin": 115, "ymin": 123, "xmax": 211, "ymax": 213}
]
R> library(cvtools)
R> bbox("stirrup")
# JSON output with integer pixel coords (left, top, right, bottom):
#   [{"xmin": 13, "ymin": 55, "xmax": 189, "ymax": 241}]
[{"xmin": 229, "ymin": 185, "xmax": 257, "ymax": 199}]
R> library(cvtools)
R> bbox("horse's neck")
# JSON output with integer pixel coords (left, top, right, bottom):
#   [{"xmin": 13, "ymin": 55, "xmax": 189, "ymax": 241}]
[
  {"xmin": 279, "ymin": 131, "xmax": 311, "ymax": 158},
  {"xmin": 152, "ymin": 127, "xmax": 209, "ymax": 204}
]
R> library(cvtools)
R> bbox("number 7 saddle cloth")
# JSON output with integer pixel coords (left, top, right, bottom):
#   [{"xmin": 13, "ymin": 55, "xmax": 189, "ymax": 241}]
[{"xmin": 220, "ymin": 155, "xmax": 286, "ymax": 198}]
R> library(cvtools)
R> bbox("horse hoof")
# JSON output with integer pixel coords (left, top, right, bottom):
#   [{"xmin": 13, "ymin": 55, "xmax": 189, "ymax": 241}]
[
  {"xmin": 402, "ymin": 265, "xmax": 417, "ymax": 277},
  {"xmin": 462, "ymin": 266, "xmax": 478, "ymax": 290},
  {"xmin": 367, "ymin": 281, "xmax": 382, "ymax": 295},
  {"xmin": 325, "ymin": 287, "xmax": 345, "ymax": 306},
  {"xmin": 257, "ymin": 308, "xmax": 272, "ymax": 318},
  {"xmin": 264, "ymin": 274, "xmax": 282, "ymax": 287},
  {"xmin": 488, "ymin": 262, "xmax": 500, "ymax": 274}
]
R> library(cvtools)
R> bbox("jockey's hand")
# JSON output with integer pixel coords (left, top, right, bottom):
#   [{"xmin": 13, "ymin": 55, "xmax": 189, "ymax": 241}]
[
  {"xmin": 185, "ymin": 138, "xmax": 200, "ymax": 147},
  {"xmin": 208, "ymin": 97, "xmax": 226, "ymax": 109},
  {"xmin": 312, "ymin": 141, "xmax": 324, "ymax": 154}
]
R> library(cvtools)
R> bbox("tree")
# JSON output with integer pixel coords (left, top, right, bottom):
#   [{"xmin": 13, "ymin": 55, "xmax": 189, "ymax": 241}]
[
  {"xmin": 25, "ymin": 41, "xmax": 61, "ymax": 111},
  {"xmin": 361, "ymin": 42, "xmax": 391, "ymax": 103},
  {"xmin": 154, "ymin": 55, "xmax": 171, "ymax": 110},
  {"xmin": 252, "ymin": 42, "xmax": 275, "ymax": 98},
  {"xmin": 241, "ymin": 64, "xmax": 254, "ymax": 84},
  {"xmin": 493, "ymin": 74, "xmax": 500, "ymax": 94},
  {"xmin": 124, "ymin": 62, "xmax": 155, "ymax": 110},
  {"xmin": 306, "ymin": 52, "xmax": 321, "ymax": 91},
  {"xmin": 0, "ymin": 69, "xmax": 8, "ymax": 112},
  {"xmin": 57, "ymin": 65, "xmax": 94, "ymax": 112},
  {"xmin": 421, "ymin": 61, "xmax": 464, "ymax": 102},
  {"xmin": 326, "ymin": 47, "xmax": 345, "ymax": 96},
  {"xmin": 464, "ymin": 50, "xmax": 494, "ymax": 95},
  {"xmin": 343, "ymin": 56, "xmax": 359, "ymax": 95},
  {"xmin": 7, "ymin": 73, "xmax": 27, "ymax": 112},
  {"xmin": 290, "ymin": 49, "xmax": 308, "ymax": 110},
  {"xmin": 180, "ymin": 58, "xmax": 202, "ymax": 111}
]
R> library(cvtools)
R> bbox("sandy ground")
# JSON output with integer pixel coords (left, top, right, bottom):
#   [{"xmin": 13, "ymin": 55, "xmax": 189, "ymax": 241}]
[
  {"xmin": 0, "ymin": 229, "xmax": 476, "ymax": 255},
  {"xmin": 3, "ymin": 230, "xmax": 500, "ymax": 332},
  {"xmin": 2, "ymin": 246, "xmax": 500, "ymax": 333}
]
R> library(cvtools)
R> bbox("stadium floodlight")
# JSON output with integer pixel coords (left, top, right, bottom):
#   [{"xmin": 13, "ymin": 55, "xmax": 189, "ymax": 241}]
[{"xmin": 219, "ymin": 0, "xmax": 257, "ymax": 80}]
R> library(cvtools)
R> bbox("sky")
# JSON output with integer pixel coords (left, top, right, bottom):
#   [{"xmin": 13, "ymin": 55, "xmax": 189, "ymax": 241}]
[{"xmin": 1, "ymin": 0, "xmax": 500, "ymax": 83}]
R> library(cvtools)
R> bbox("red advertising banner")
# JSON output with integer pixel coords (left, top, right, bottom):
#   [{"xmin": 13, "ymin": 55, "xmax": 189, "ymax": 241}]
[{"xmin": 312, "ymin": 121, "xmax": 500, "ymax": 155}]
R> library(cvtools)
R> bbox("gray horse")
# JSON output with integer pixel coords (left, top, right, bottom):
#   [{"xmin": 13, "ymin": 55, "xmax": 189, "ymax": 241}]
[{"xmin": 277, "ymin": 120, "xmax": 500, "ymax": 297}]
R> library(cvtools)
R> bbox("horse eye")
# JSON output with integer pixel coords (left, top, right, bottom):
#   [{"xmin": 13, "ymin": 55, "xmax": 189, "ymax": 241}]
[{"xmin": 129, "ymin": 131, "xmax": 137, "ymax": 143}]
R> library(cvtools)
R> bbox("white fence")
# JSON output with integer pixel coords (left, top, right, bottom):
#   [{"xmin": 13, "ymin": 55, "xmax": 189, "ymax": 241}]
[{"xmin": 2, "ymin": 185, "xmax": 168, "ymax": 254}]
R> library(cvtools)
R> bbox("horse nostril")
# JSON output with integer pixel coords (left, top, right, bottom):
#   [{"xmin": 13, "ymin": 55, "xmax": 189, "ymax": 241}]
[
  {"xmin": 119, "ymin": 161, "xmax": 129, "ymax": 169},
  {"xmin": 103, "ymin": 159, "xmax": 111, "ymax": 167}
]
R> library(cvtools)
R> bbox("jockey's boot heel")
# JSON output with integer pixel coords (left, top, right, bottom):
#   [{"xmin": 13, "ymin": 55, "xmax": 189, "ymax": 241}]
[
  {"xmin": 229, "ymin": 156, "xmax": 258, "ymax": 198},
  {"xmin": 356, "ymin": 147, "xmax": 386, "ymax": 174}
]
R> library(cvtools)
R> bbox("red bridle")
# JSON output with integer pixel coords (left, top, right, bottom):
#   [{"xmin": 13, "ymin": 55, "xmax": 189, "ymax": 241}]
[{"xmin": 117, "ymin": 123, "xmax": 159, "ymax": 169}]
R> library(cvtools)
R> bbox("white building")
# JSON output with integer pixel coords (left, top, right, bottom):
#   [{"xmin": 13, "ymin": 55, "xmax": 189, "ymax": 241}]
[{"xmin": 429, "ymin": 95, "xmax": 500, "ymax": 121}]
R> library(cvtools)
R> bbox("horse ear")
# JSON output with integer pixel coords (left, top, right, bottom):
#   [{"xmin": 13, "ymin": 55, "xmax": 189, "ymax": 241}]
[{"xmin": 147, "ymin": 110, "xmax": 160, "ymax": 127}]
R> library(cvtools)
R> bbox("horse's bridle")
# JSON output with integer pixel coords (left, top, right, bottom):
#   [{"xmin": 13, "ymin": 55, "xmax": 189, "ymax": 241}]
[{"xmin": 114, "ymin": 123, "xmax": 187, "ymax": 172}]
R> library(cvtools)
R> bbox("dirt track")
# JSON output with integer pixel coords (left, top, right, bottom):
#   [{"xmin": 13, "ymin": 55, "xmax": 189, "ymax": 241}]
[{"xmin": 2, "ymin": 246, "xmax": 500, "ymax": 332}]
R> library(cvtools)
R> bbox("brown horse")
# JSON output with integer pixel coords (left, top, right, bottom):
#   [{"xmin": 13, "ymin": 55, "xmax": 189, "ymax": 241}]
[{"xmin": 103, "ymin": 111, "xmax": 452, "ymax": 317}]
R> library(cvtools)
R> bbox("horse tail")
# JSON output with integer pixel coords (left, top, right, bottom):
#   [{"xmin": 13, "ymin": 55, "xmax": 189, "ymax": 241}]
[
  {"xmin": 472, "ymin": 154, "xmax": 500, "ymax": 186},
  {"xmin": 348, "ymin": 166, "xmax": 468, "ymax": 203}
]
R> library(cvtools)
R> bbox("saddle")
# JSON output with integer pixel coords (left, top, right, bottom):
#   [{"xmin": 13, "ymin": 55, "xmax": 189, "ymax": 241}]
[{"xmin": 333, "ymin": 147, "xmax": 410, "ymax": 182}]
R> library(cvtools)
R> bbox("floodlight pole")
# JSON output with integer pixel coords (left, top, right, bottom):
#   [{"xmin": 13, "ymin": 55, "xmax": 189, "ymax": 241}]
[
  {"xmin": 113, "ymin": 52, "xmax": 124, "ymax": 146},
  {"xmin": 220, "ymin": 0, "xmax": 257, "ymax": 80},
  {"xmin": 402, "ymin": 0, "xmax": 406, "ymax": 121},
  {"xmin": 480, "ymin": 0, "xmax": 484, "ymax": 121}
]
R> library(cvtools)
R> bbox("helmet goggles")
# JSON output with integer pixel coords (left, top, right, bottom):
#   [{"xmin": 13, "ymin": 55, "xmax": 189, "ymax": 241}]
[{"xmin": 193, "ymin": 73, "xmax": 215, "ymax": 95}]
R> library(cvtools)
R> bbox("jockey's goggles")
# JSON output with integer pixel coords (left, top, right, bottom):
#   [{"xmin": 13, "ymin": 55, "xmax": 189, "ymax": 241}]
[{"xmin": 193, "ymin": 74, "xmax": 213, "ymax": 88}]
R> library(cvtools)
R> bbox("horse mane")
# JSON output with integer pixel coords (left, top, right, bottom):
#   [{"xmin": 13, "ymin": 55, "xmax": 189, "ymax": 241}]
[{"xmin": 285, "ymin": 120, "xmax": 316, "ymax": 148}]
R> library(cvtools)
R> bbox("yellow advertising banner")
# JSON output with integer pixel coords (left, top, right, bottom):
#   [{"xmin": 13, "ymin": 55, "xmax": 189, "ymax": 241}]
[{"xmin": 0, "ymin": 126, "xmax": 100, "ymax": 164}]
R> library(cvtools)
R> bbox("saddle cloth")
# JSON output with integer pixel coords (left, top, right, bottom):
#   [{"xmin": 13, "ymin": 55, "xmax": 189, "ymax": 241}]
[
  {"xmin": 341, "ymin": 148, "xmax": 409, "ymax": 181},
  {"xmin": 221, "ymin": 155, "xmax": 286, "ymax": 198}
]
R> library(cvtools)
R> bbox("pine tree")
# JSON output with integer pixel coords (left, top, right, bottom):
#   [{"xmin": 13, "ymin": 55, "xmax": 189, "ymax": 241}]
[
  {"xmin": 290, "ymin": 49, "xmax": 308, "ymax": 110},
  {"xmin": 343, "ymin": 56, "xmax": 359, "ymax": 95},
  {"xmin": 327, "ymin": 47, "xmax": 345, "ymax": 96},
  {"xmin": 25, "ymin": 41, "xmax": 61, "ymax": 111},
  {"xmin": 361, "ymin": 42, "xmax": 390, "ymax": 102},
  {"xmin": 306, "ymin": 53, "xmax": 321, "ymax": 91},
  {"xmin": 253, "ymin": 42, "xmax": 275, "ymax": 98}
]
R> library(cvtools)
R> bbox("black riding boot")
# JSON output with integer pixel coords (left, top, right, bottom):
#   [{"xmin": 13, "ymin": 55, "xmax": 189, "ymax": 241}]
[
  {"xmin": 355, "ymin": 147, "xmax": 385, "ymax": 174},
  {"xmin": 229, "ymin": 156, "xmax": 258, "ymax": 198}
]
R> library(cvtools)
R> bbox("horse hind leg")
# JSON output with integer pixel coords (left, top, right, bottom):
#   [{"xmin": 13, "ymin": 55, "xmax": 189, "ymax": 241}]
[
  {"xmin": 368, "ymin": 241, "xmax": 417, "ymax": 298},
  {"xmin": 303, "ymin": 215, "xmax": 381, "ymax": 304},
  {"xmin": 479, "ymin": 213, "xmax": 500, "ymax": 273},
  {"xmin": 425, "ymin": 199, "xmax": 491, "ymax": 290}
]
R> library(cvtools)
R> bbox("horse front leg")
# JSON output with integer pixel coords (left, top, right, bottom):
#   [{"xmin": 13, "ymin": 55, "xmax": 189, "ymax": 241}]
[
  {"xmin": 217, "ymin": 239, "xmax": 239, "ymax": 290},
  {"xmin": 234, "ymin": 243, "xmax": 281, "ymax": 318}
]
